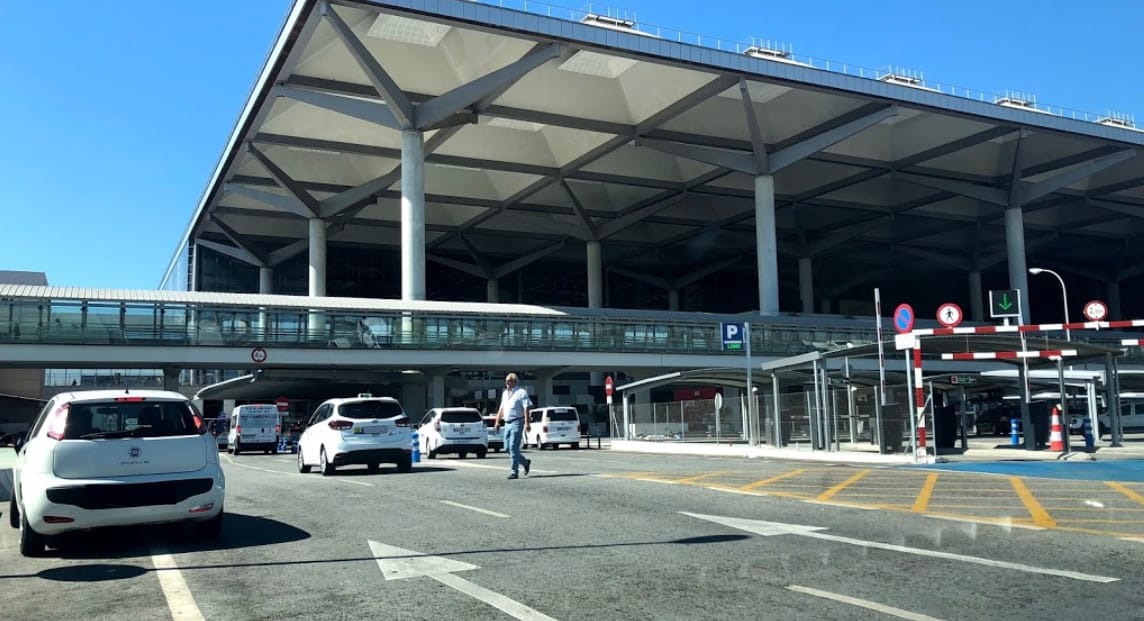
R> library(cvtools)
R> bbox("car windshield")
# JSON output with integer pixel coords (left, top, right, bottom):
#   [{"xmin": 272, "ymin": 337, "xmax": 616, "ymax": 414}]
[
  {"xmin": 65, "ymin": 400, "xmax": 199, "ymax": 439},
  {"xmin": 442, "ymin": 410, "xmax": 482, "ymax": 423},
  {"xmin": 338, "ymin": 401, "xmax": 404, "ymax": 420},
  {"xmin": 549, "ymin": 410, "xmax": 578, "ymax": 421},
  {"xmin": 484, "ymin": 418, "xmax": 497, "ymax": 428}
]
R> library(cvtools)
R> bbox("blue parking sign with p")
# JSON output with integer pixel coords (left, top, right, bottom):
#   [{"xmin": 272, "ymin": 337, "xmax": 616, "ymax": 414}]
[{"xmin": 722, "ymin": 322, "xmax": 744, "ymax": 351}]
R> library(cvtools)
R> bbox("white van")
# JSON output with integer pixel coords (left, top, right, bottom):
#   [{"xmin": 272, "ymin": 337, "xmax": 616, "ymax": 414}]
[
  {"xmin": 227, "ymin": 404, "xmax": 281, "ymax": 454},
  {"xmin": 527, "ymin": 406, "xmax": 582, "ymax": 449}
]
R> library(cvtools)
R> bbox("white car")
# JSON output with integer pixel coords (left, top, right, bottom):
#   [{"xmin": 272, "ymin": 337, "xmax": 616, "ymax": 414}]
[
  {"xmin": 297, "ymin": 395, "xmax": 412, "ymax": 475},
  {"xmin": 528, "ymin": 406, "xmax": 582, "ymax": 449},
  {"xmin": 483, "ymin": 415, "xmax": 504, "ymax": 452},
  {"xmin": 416, "ymin": 408, "xmax": 488, "ymax": 459},
  {"xmin": 9, "ymin": 389, "xmax": 225, "ymax": 557},
  {"xmin": 227, "ymin": 404, "xmax": 281, "ymax": 454}
]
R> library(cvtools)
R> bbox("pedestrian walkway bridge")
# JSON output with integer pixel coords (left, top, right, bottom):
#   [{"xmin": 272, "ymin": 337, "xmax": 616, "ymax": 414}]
[{"xmin": 0, "ymin": 285, "xmax": 1137, "ymax": 370}]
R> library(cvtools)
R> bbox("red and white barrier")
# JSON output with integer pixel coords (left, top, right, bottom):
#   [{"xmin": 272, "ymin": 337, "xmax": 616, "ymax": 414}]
[
  {"xmin": 913, "ymin": 319, "xmax": 1144, "ymax": 337},
  {"xmin": 940, "ymin": 349, "xmax": 1078, "ymax": 361},
  {"xmin": 914, "ymin": 347, "xmax": 925, "ymax": 449},
  {"xmin": 1122, "ymin": 339, "xmax": 1144, "ymax": 346}
]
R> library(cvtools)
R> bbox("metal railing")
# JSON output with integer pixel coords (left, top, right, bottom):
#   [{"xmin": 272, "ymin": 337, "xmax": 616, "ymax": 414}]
[{"xmin": 470, "ymin": 0, "xmax": 1136, "ymax": 127}]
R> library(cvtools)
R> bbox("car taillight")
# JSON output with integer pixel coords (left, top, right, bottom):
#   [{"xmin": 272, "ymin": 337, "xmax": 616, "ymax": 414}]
[
  {"xmin": 329, "ymin": 419, "xmax": 353, "ymax": 430},
  {"xmin": 395, "ymin": 416, "xmax": 410, "ymax": 427},
  {"xmin": 275, "ymin": 425, "xmax": 281, "ymax": 434},
  {"xmin": 235, "ymin": 425, "xmax": 242, "ymax": 435},
  {"xmin": 45, "ymin": 404, "xmax": 70, "ymax": 440},
  {"xmin": 116, "ymin": 396, "xmax": 145, "ymax": 402},
  {"xmin": 543, "ymin": 425, "xmax": 549, "ymax": 433},
  {"xmin": 193, "ymin": 415, "xmax": 205, "ymax": 433},
  {"xmin": 435, "ymin": 420, "xmax": 441, "ymax": 432}
]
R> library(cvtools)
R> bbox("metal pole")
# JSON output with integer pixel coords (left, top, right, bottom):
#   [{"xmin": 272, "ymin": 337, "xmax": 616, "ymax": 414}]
[
  {"xmin": 832, "ymin": 380, "xmax": 841, "ymax": 451},
  {"xmin": 622, "ymin": 393, "xmax": 630, "ymax": 440},
  {"xmin": 746, "ymin": 322, "xmax": 755, "ymax": 446},
  {"xmin": 812, "ymin": 360, "xmax": 822, "ymax": 450},
  {"xmin": 845, "ymin": 357, "xmax": 856, "ymax": 444},
  {"xmin": 1087, "ymin": 380, "xmax": 1100, "ymax": 447},
  {"xmin": 876, "ymin": 288, "xmax": 887, "ymax": 405},
  {"xmin": 928, "ymin": 380, "xmax": 936, "ymax": 456},
  {"xmin": 905, "ymin": 349, "xmax": 917, "ymax": 462},
  {"xmin": 1056, "ymin": 356, "xmax": 1070, "ymax": 452},
  {"xmin": 821, "ymin": 365, "xmax": 831, "ymax": 451},
  {"xmin": 772, "ymin": 373, "xmax": 782, "ymax": 448}
]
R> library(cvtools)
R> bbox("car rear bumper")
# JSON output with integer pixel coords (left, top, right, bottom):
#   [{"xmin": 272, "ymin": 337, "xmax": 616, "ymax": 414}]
[
  {"xmin": 433, "ymin": 442, "xmax": 487, "ymax": 454},
  {"xmin": 331, "ymin": 448, "xmax": 411, "ymax": 465},
  {"xmin": 21, "ymin": 473, "xmax": 225, "ymax": 536},
  {"xmin": 233, "ymin": 440, "xmax": 278, "ymax": 451}
]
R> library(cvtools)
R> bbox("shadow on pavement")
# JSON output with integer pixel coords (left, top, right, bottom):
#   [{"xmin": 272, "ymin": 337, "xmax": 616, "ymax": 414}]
[{"xmin": 322, "ymin": 466, "xmax": 454, "ymax": 476}]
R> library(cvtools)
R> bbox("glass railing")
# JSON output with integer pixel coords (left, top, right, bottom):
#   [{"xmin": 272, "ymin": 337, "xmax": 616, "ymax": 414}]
[{"xmin": 0, "ymin": 298, "xmax": 880, "ymax": 357}]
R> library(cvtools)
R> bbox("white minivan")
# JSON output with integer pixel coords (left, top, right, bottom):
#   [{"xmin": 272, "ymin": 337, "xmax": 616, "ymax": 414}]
[
  {"xmin": 527, "ymin": 406, "xmax": 582, "ymax": 449},
  {"xmin": 227, "ymin": 404, "xmax": 281, "ymax": 454}
]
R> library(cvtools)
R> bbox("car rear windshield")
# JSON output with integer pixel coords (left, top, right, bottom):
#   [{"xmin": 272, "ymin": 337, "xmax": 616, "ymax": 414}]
[
  {"xmin": 442, "ymin": 409, "xmax": 482, "ymax": 423},
  {"xmin": 65, "ymin": 400, "xmax": 199, "ymax": 439},
  {"xmin": 549, "ymin": 409, "xmax": 579, "ymax": 421},
  {"xmin": 339, "ymin": 401, "xmax": 404, "ymax": 420},
  {"xmin": 483, "ymin": 418, "xmax": 497, "ymax": 428}
]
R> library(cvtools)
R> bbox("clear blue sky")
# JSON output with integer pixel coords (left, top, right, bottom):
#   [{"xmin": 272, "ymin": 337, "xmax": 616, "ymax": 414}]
[{"xmin": 0, "ymin": 0, "xmax": 1139, "ymax": 290}]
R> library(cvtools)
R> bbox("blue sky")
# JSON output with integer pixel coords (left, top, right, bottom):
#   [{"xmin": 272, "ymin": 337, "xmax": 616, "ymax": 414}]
[{"xmin": 0, "ymin": 0, "xmax": 1140, "ymax": 290}]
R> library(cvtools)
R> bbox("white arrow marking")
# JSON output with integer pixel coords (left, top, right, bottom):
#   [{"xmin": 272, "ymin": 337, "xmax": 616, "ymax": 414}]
[
  {"xmin": 369, "ymin": 541, "xmax": 557, "ymax": 620},
  {"xmin": 681, "ymin": 512, "xmax": 1118, "ymax": 583}
]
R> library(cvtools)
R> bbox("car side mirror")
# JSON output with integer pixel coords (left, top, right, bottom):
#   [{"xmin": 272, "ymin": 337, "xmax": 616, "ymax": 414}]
[{"xmin": 13, "ymin": 432, "xmax": 27, "ymax": 453}]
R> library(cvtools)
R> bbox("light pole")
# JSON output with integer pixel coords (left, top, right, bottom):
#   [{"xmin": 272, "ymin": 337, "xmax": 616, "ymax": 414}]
[
  {"xmin": 1028, "ymin": 267, "xmax": 1070, "ymax": 341},
  {"xmin": 1030, "ymin": 266, "xmax": 1071, "ymax": 451}
]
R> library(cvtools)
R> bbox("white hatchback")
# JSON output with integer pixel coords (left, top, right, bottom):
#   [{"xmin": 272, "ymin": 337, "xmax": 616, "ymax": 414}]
[
  {"xmin": 297, "ymin": 395, "xmax": 412, "ymax": 475},
  {"xmin": 416, "ymin": 408, "xmax": 488, "ymax": 459},
  {"xmin": 9, "ymin": 390, "xmax": 225, "ymax": 557}
]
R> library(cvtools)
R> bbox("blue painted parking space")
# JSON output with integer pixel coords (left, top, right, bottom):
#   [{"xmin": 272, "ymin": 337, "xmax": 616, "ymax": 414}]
[{"xmin": 903, "ymin": 459, "xmax": 1144, "ymax": 482}]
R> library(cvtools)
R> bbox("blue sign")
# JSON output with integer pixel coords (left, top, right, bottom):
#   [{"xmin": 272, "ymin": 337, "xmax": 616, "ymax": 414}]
[
  {"xmin": 893, "ymin": 303, "xmax": 915, "ymax": 334},
  {"xmin": 721, "ymin": 322, "xmax": 745, "ymax": 351}
]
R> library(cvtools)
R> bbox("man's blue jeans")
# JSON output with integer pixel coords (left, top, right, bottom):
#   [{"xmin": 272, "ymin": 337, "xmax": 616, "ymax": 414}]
[{"xmin": 504, "ymin": 419, "xmax": 526, "ymax": 475}]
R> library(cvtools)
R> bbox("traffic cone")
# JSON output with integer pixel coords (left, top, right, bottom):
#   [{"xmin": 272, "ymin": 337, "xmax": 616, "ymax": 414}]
[{"xmin": 1049, "ymin": 405, "xmax": 1065, "ymax": 452}]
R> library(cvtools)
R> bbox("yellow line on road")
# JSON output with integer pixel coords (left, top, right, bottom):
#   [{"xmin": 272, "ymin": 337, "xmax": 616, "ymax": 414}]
[
  {"xmin": 675, "ymin": 471, "xmax": 731, "ymax": 484},
  {"xmin": 1107, "ymin": 482, "xmax": 1144, "ymax": 507},
  {"xmin": 817, "ymin": 470, "xmax": 871, "ymax": 501},
  {"xmin": 912, "ymin": 473, "xmax": 939, "ymax": 513},
  {"xmin": 1010, "ymin": 477, "xmax": 1057, "ymax": 528},
  {"xmin": 739, "ymin": 468, "xmax": 808, "ymax": 491}
]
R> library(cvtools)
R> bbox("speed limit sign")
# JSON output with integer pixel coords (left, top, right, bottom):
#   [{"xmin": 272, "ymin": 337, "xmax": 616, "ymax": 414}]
[
  {"xmin": 251, "ymin": 347, "xmax": 268, "ymax": 364},
  {"xmin": 1083, "ymin": 300, "xmax": 1109, "ymax": 322}
]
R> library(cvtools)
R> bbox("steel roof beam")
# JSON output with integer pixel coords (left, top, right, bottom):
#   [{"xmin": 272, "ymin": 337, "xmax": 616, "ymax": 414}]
[
  {"xmin": 274, "ymin": 85, "xmax": 403, "ymax": 130},
  {"xmin": 767, "ymin": 104, "xmax": 897, "ymax": 174},
  {"xmin": 1087, "ymin": 198, "xmax": 1144, "ymax": 219},
  {"xmin": 893, "ymin": 246, "xmax": 971, "ymax": 271},
  {"xmin": 222, "ymin": 183, "xmax": 314, "ymax": 219},
  {"xmin": 896, "ymin": 172, "xmax": 1007, "ymax": 206},
  {"xmin": 194, "ymin": 238, "xmax": 263, "ymax": 267},
  {"xmin": 267, "ymin": 239, "xmax": 308, "ymax": 266},
  {"xmin": 633, "ymin": 137, "xmax": 757, "ymax": 175},
  {"xmin": 823, "ymin": 266, "xmax": 893, "ymax": 298},
  {"xmin": 320, "ymin": 2, "xmax": 415, "ymax": 129},
  {"xmin": 244, "ymin": 143, "xmax": 322, "ymax": 217},
  {"xmin": 426, "ymin": 254, "xmax": 488, "ymax": 279},
  {"xmin": 1017, "ymin": 149, "xmax": 1136, "ymax": 204},
  {"xmin": 491, "ymin": 239, "xmax": 568, "ymax": 279},
  {"xmin": 739, "ymin": 79, "xmax": 768, "ymax": 172},
  {"xmin": 560, "ymin": 180, "xmax": 598, "ymax": 240},
  {"xmin": 207, "ymin": 215, "xmax": 269, "ymax": 266}
]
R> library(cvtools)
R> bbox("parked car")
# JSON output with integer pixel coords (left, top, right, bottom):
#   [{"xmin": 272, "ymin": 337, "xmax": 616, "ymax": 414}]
[
  {"xmin": 417, "ymin": 407, "xmax": 488, "ymax": 459},
  {"xmin": 483, "ymin": 415, "xmax": 504, "ymax": 452},
  {"xmin": 297, "ymin": 395, "xmax": 412, "ymax": 475},
  {"xmin": 527, "ymin": 406, "xmax": 582, "ymax": 449},
  {"xmin": 10, "ymin": 390, "xmax": 225, "ymax": 557}
]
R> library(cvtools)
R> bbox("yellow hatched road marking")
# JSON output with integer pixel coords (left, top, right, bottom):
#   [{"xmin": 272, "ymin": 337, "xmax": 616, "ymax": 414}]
[
  {"xmin": 1010, "ymin": 477, "xmax": 1056, "ymax": 528},
  {"xmin": 675, "ymin": 471, "xmax": 732, "ymax": 484},
  {"xmin": 817, "ymin": 469, "xmax": 871, "ymax": 501},
  {"xmin": 912, "ymin": 473, "xmax": 939, "ymax": 513},
  {"xmin": 739, "ymin": 468, "xmax": 808, "ymax": 491},
  {"xmin": 1107, "ymin": 482, "xmax": 1144, "ymax": 507}
]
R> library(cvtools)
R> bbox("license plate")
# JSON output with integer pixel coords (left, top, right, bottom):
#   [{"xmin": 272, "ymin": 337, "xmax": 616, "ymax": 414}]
[{"xmin": 358, "ymin": 426, "xmax": 387, "ymax": 435}]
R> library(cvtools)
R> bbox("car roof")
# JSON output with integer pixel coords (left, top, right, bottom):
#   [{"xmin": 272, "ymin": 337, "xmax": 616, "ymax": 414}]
[
  {"xmin": 323, "ymin": 397, "xmax": 402, "ymax": 407},
  {"xmin": 432, "ymin": 407, "xmax": 480, "ymax": 413},
  {"xmin": 52, "ymin": 389, "xmax": 188, "ymax": 403}
]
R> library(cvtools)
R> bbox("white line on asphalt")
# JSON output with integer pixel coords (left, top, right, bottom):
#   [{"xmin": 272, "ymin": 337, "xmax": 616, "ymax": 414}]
[
  {"xmin": 787, "ymin": 585, "xmax": 946, "ymax": 621},
  {"xmin": 224, "ymin": 457, "xmax": 374, "ymax": 486},
  {"xmin": 447, "ymin": 461, "xmax": 558, "ymax": 474},
  {"xmin": 434, "ymin": 572, "xmax": 557, "ymax": 621},
  {"xmin": 1119, "ymin": 537, "xmax": 1144, "ymax": 544},
  {"xmin": 150, "ymin": 547, "xmax": 206, "ymax": 621},
  {"xmin": 925, "ymin": 514, "xmax": 1044, "ymax": 531},
  {"xmin": 440, "ymin": 500, "xmax": 510, "ymax": 518}
]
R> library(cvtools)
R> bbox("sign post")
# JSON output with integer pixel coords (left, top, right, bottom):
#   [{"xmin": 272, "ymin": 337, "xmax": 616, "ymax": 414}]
[
  {"xmin": 714, "ymin": 392, "xmax": 723, "ymax": 443},
  {"xmin": 605, "ymin": 376, "xmax": 613, "ymax": 405},
  {"xmin": 721, "ymin": 322, "xmax": 753, "ymax": 445}
]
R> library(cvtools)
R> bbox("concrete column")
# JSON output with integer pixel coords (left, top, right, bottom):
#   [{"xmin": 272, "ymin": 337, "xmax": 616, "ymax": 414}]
[
  {"xmin": 586, "ymin": 240, "xmax": 603, "ymax": 308},
  {"xmin": 1108, "ymin": 281, "xmax": 1122, "ymax": 320},
  {"xmin": 222, "ymin": 399, "xmax": 236, "ymax": 417},
  {"xmin": 401, "ymin": 129, "xmax": 426, "ymax": 301},
  {"xmin": 798, "ymin": 256, "xmax": 814, "ymax": 314},
  {"xmin": 429, "ymin": 374, "xmax": 446, "ymax": 409},
  {"xmin": 539, "ymin": 372, "xmax": 557, "ymax": 407},
  {"xmin": 259, "ymin": 267, "xmax": 273, "ymax": 294},
  {"xmin": 162, "ymin": 367, "xmax": 180, "ymax": 393},
  {"xmin": 969, "ymin": 270, "xmax": 984, "ymax": 322},
  {"xmin": 755, "ymin": 175, "xmax": 779, "ymax": 315},
  {"xmin": 668, "ymin": 288, "xmax": 680, "ymax": 311},
  {"xmin": 402, "ymin": 382, "xmax": 427, "ymax": 419},
  {"xmin": 819, "ymin": 299, "xmax": 831, "ymax": 314},
  {"xmin": 1004, "ymin": 206, "xmax": 1030, "ymax": 324},
  {"xmin": 486, "ymin": 278, "xmax": 500, "ymax": 304},
  {"xmin": 308, "ymin": 218, "xmax": 327, "ymax": 337}
]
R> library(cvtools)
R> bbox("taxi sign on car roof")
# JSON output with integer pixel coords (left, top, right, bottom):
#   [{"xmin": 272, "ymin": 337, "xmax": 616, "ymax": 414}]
[{"xmin": 357, "ymin": 393, "xmax": 373, "ymax": 398}]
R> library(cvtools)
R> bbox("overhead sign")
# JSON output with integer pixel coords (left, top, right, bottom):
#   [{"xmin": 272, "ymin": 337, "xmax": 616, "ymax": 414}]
[
  {"xmin": 936, "ymin": 303, "xmax": 963, "ymax": 328},
  {"xmin": 251, "ymin": 347, "xmax": 268, "ymax": 364},
  {"xmin": 605, "ymin": 376, "xmax": 614, "ymax": 405},
  {"xmin": 989, "ymin": 289, "xmax": 1021, "ymax": 319},
  {"xmin": 1083, "ymin": 300, "xmax": 1109, "ymax": 322},
  {"xmin": 949, "ymin": 375, "xmax": 977, "ymax": 385},
  {"xmin": 721, "ymin": 322, "xmax": 745, "ymax": 351},
  {"xmin": 893, "ymin": 304, "xmax": 915, "ymax": 334}
]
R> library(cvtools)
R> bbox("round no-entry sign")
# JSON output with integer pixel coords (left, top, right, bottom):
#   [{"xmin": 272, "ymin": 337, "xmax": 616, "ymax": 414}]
[
  {"xmin": 1083, "ymin": 300, "xmax": 1109, "ymax": 321},
  {"xmin": 936, "ymin": 303, "xmax": 963, "ymax": 328},
  {"xmin": 275, "ymin": 397, "xmax": 289, "ymax": 413}
]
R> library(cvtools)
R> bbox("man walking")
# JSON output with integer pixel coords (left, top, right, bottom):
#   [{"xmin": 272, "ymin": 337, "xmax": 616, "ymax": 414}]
[{"xmin": 495, "ymin": 372, "xmax": 532, "ymax": 479}]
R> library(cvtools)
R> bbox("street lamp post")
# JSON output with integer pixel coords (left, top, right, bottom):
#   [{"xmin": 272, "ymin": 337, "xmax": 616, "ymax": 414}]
[{"xmin": 1030, "ymin": 267, "xmax": 1071, "ymax": 451}]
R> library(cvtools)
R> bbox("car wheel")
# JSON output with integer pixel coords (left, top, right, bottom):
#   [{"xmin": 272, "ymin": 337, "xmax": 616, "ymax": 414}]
[
  {"xmin": 571, "ymin": 442, "xmax": 581, "ymax": 449},
  {"xmin": 459, "ymin": 452, "xmax": 467, "ymax": 460},
  {"xmin": 193, "ymin": 510, "xmax": 224, "ymax": 540},
  {"xmin": 427, "ymin": 441, "xmax": 438, "ymax": 460},
  {"xmin": 477, "ymin": 449, "xmax": 487, "ymax": 459},
  {"xmin": 297, "ymin": 447, "xmax": 311, "ymax": 473},
  {"xmin": 320, "ymin": 447, "xmax": 336, "ymax": 476},
  {"xmin": 8, "ymin": 495, "xmax": 18, "ymax": 529},
  {"xmin": 396, "ymin": 454, "xmax": 412, "ymax": 473},
  {"xmin": 367, "ymin": 462, "xmax": 380, "ymax": 473},
  {"xmin": 233, "ymin": 440, "xmax": 241, "ymax": 455},
  {"xmin": 19, "ymin": 507, "xmax": 46, "ymax": 557}
]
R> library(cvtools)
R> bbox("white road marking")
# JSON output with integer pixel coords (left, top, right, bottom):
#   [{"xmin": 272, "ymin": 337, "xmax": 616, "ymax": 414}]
[
  {"xmin": 440, "ymin": 500, "xmax": 509, "ymax": 519},
  {"xmin": 224, "ymin": 457, "xmax": 374, "ymax": 486},
  {"xmin": 682, "ymin": 512, "xmax": 1119, "ymax": 583},
  {"xmin": 150, "ymin": 547, "xmax": 206, "ymax": 621},
  {"xmin": 370, "ymin": 540, "xmax": 555, "ymax": 621},
  {"xmin": 787, "ymin": 585, "xmax": 946, "ymax": 621},
  {"xmin": 446, "ymin": 461, "xmax": 558, "ymax": 474}
]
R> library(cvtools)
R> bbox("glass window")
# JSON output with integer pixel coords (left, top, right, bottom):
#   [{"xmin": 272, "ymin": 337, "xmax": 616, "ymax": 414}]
[
  {"xmin": 548, "ymin": 409, "xmax": 579, "ymax": 421},
  {"xmin": 338, "ymin": 400, "xmax": 404, "ymax": 420},
  {"xmin": 64, "ymin": 400, "xmax": 199, "ymax": 439},
  {"xmin": 441, "ymin": 409, "xmax": 482, "ymax": 423}
]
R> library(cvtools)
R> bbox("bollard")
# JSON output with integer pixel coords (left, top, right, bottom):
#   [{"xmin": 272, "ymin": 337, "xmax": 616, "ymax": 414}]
[
  {"xmin": 1010, "ymin": 418, "xmax": 1020, "ymax": 447},
  {"xmin": 1083, "ymin": 418, "xmax": 1094, "ymax": 452},
  {"xmin": 411, "ymin": 430, "xmax": 421, "ymax": 463},
  {"xmin": 277, "ymin": 436, "xmax": 286, "ymax": 453}
]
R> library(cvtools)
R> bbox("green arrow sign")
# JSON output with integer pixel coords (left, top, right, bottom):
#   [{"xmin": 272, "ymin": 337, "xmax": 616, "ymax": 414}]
[{"xmin": 989, "ymin": 289, "xmax": 1021, "ymax": 319}]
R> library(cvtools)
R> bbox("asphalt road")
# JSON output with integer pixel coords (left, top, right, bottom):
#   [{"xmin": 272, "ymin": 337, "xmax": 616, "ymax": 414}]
[{"xmin": 2, "ymin": 448, "xmax": 1143, "ymax": 620}]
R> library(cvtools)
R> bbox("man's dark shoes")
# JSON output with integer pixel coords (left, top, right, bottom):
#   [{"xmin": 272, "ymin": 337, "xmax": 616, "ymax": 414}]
[{"xmin": 524, "ymin": 458, "xmax": 531, "ymax": 476}]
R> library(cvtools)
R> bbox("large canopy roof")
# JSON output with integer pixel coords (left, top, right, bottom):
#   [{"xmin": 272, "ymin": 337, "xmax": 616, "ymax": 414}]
[{"xmin": 166, "ymin": 0, "xmax": 1144, "ymax": 300}]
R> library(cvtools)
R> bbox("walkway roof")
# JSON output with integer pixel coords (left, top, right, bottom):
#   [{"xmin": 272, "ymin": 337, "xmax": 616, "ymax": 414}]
[{"xmin": 165, "ymin": 0, "xmax": 1144, "ymax": 303}]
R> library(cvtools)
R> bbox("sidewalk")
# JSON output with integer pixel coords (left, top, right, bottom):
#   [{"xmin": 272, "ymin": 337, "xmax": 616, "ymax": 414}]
[{"xmin": 607, "ymin": 439, "xmax": 1144, "ymax": 465}]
